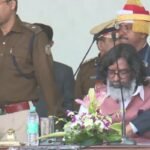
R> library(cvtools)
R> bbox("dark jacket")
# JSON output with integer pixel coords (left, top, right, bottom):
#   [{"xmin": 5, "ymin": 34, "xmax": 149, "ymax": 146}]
[
  {"xmin": 36, "ymin": 61, "xmax": 75, "ymax": 117},
  {"xmin": 138, "ymin": 44, "xmax": 150, "ymax": 77},
  {"xmin": 132, "ymin": 109, "xmax": 150, "ymax": 135}
]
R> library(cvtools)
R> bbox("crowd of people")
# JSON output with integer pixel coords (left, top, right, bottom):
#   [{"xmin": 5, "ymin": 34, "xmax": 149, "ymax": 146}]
[{"xmin": 0, "ymin": 0, "xmax": 150, "ymax": 144}]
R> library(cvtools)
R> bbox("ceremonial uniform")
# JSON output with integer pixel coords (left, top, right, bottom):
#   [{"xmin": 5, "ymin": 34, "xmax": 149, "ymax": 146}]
[
  {"xmin": 0, "ymin": 16, "xmax": 58, "ymax": 115},
  {"xmin": 75, "ymin": 56, "xmax": 100, "ymax": 99},
  {"xmin": 116, "ymin": 0, "xmax": 150, "ymax": 80}
]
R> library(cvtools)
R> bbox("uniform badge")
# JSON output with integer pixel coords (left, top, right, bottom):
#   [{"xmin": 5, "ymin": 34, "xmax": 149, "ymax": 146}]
[{"xmin": 45, "ymin": 44, "xmax": 51, "ymax": 55}]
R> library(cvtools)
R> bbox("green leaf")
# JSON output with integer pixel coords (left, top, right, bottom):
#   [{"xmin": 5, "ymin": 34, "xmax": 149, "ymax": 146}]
[
  {"xmin": 88, "ymin": 88, "xmax": 97, "ymax": 114},
  {"xmin": 80, "ymin": 138, "xmax": 102, "ymax": 146},
  {"xmin": 38, "ymin": 132, "xmax": 65, "ymax": 140},
  {"xmin": 110, "ymin": 123, "xmax": 122, "ymax": 135},
  {"xmin": 105, "ymin": 131, "xmax": 121, "ymax": 142}
]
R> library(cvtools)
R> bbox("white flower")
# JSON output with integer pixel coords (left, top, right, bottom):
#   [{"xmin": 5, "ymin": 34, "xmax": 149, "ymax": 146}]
[
  {"xmin": 100, "ymin": 121, "xmax": 105, "ymax": 129},
  {"xmin": 84, "ymin": 118, "xmax": 94, "ymax": 128},
  {"xmin": 95, "ymin": 119, "xmax": 102, "ymax": 126}
]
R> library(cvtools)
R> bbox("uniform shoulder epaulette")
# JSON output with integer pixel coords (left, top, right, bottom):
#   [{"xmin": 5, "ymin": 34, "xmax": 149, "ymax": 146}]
[
  {"xmin": 23, "ymin": 22, "xmax": 42, "ymax": 34},
  {"xmin": 82, "ymin": 57, "xmax": 97, "ymax": 65}
]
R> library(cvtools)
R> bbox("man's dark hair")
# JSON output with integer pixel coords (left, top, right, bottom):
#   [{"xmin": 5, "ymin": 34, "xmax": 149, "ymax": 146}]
[
  {"xmin": 34, "ymin": 23, "xmax": 53, "ymax": 41},
  {"xmin": 99, "ymin": 43, "xmax": 146, "ymax": 85}
]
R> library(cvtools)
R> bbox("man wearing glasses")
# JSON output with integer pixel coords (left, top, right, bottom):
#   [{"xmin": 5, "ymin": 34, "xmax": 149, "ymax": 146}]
[
  {"xmin": 114, "ymin": 0, "xmax": 150, "ymax": 140},
  {"xmin": 78, "ymin": 43, "xmax": 150, "ymax": 142}
]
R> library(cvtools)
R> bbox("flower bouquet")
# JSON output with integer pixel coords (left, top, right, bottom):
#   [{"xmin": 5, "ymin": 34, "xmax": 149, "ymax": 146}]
[{"xmin": 38, "ymin": 88, "xmax": 121, "ymax": 146}]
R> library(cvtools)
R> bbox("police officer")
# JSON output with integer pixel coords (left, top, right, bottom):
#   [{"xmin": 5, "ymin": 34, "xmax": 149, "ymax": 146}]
[
  {"xmin": 0, "ymin": 0, "xmax": 58, "ymax": 143},
  {"xmin": 116, "ymin": 0, "xmax": 150, "ymax": 80},
  {"xmin": 75, "ymin": 19, "xmax": 119, "ymax": 102},
  {"xmin": 33, "ymin": 23, "xmax": 75, "ymax": 118}
]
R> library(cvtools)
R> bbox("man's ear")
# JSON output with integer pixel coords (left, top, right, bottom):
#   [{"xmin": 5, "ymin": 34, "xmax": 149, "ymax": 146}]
[
  {"xmin": 50, "ymin": 41, "xmax": 54, "ymax": 47},
  {"xmin": 97, "ymin": 40, "xmax": 103, "ymax": 51},
  {"xmin": 141, "ymin": 33, "xmax": 148, "ymax": 40},
  {"xmin": 9, "ymin": 0, "xmax": 17, "ymax": 11}
]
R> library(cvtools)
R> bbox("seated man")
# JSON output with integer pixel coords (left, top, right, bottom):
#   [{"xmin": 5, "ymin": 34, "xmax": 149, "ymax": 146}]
[{"xmin": 77, "ymin": 43, "xmax": 150, "ymax": 142}]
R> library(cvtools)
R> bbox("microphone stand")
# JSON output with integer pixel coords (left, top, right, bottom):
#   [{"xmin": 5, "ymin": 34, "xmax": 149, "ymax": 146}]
[
  {"xmin": 74, "ymin": 38, "xmax": 95, "ymax": 77},
  {"xmin": 111, "ymin": 32, "xmax": 136, "ymax": 145},
  {"xmin": 117, "ymin": 63, "xmax": 136, "ymax": 145}
]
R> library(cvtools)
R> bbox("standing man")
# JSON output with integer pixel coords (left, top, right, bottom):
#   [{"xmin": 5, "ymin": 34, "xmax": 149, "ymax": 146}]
[
  {"xmin": 75, "ymin": 19, "xmax": 118, "ymax": 101},
  {"xmin": 0, "ymin": 0, "xmax": 58, "ymax": 143},
  {"xmin": 34, "ymin": 23, "xmax": 75, "ymax": 118},
  {"xmin": 116, "ymin": 0, "xmax": 150, "ymax": 77}
]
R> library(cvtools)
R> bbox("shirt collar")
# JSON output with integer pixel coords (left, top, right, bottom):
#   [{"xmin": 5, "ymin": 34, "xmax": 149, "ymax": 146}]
[
  {"xmin": 132, "ymin": 85, "xmax": 144, "ymax": 101},
  {"xmin": 0, "ymin": 15, "xmax": 24, "ymax": 35},
  {"xmin": 11, "ymin": 15, "xmax": 24, "ymax": 33}
]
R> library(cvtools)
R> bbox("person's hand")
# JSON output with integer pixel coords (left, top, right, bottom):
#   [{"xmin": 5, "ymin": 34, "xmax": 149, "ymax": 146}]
[{"xmin": 126, "ymin": 124, "xmax": 134, "ymax": 137}]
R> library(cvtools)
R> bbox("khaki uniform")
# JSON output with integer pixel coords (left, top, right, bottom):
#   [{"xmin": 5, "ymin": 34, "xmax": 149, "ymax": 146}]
[
  {"xmin": 75, "ymin": 56, "xmax": 100, "ymax": 100},
  {"xmin": 0, "ymin": 16, "xmax": 59, "ymax": 115}
]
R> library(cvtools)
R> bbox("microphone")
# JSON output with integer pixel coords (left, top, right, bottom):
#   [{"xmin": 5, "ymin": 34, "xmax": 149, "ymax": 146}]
[
  {"xmin": 111, "ymin": 31, "xmax": 136, "ymax": 145},
  {"xmin": 74, "ymin": 37, "xmax": 95, "ymax": 77}
]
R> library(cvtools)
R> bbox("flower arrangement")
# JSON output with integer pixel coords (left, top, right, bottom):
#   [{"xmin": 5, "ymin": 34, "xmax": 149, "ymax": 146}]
[
  {"xmin": 63, "ymin": 88, "xmax": 121, "ymax": 146},
  {"xmin": 63, "ymin": 111, "xmax": 121, "ymax": 146},
  {"xmin": 38, "ymin": 88, "xmax": 121, "ymax": 146}
]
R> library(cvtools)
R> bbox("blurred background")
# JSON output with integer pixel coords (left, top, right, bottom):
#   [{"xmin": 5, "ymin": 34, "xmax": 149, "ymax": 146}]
[{"xmin": 18, "ymin": 0, "xmax": 150, "ymax": 73}]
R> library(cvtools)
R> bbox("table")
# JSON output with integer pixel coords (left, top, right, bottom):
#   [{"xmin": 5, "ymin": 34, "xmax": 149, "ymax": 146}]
[
  {"xmin": 1, "ymin": 143, "xmax": 150, "ymax": 150},
  {"xmin": 83, "ymin": 144, "xmax": 150, "ymax": 150}
]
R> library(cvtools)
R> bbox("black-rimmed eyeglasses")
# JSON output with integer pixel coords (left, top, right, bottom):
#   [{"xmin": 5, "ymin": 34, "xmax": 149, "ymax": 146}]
[{"xmin": 108, "ymin": 69, "xmax": 131, "ymax": 79}]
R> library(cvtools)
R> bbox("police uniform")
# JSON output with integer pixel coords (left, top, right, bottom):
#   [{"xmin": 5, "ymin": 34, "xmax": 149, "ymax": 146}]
[
  {"xmin": 0, "ymin": 16, "xmax": 58, "ymax": 115},
  {"xmin": 75, "ymin": 56, "xmax": 100, "ymax": 99},
  {"xmin": 75, "ymin": 19, "xmax": 117, "ymax": 101}
]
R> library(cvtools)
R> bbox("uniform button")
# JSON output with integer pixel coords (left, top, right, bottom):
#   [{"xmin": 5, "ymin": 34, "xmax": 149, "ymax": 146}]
[
  {"xmin": 0, "ymin": 53, "xmax": 3, "ymax": 56},
  {"xmin": 2, "ymin": 42, "xmax": 6, "ymax": 45}
]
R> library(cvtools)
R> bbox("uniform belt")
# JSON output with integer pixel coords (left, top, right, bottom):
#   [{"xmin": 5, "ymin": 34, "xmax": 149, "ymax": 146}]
[{"xmin": 4, "ymin": 101, "xmax": 30, "ymax": 113}]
